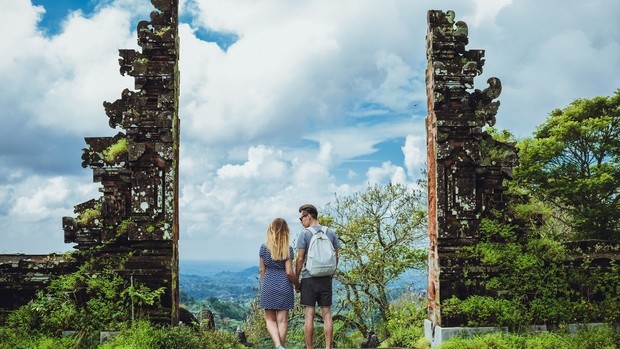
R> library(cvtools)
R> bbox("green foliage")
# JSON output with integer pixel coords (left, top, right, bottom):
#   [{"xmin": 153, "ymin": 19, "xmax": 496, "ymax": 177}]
[
  {"xmin": 514, "ymin": 89, "xmax": 620, "ymax": 240},
  {"xmin": 99, "ymin": 320, "xmax": 244, "ymax": 349},
  {"xmin": 382, "ymin": 292, "xmax": 428, "ymax": 348},
  {"xmin": 323, "ymin": 183, "xmax": 428, "ymax": 338},
  {"xmin": 437, "ymin": 325, "xmax": 619, "ymax": 349},
  {"xmin": 449, "ymin": 216, "xmax": 620, "ymax": 329},
  {"xmin": 103, "ymin": 138, "xmax": 128, "ymax": 164},
  {"xmin": 118, "ymin": 219, "xmax": 132, "ymax": 234},
  {"xmin": 0, "ymin": 320, "xmax": 245, "ymax": 349},
  {"xmin": 77, "ymin": 204, "xmax": 102, "ymax": 226},
  {"xmin": 204, "ymin": 297, "xmax": 250, "ymax": 322},
  {"xmin": 480, "ymin": 126, "xmax": 518, "ymax": 166},
  {"xmin": 442, "ymin": 296, "xmax": 525, "ymax": 329},
  {"xmin": 4, "ymin": 253, "xmax": 167, "ymax": 336},
  {"xmin": 568, "ymin": 324, "xmax": 620, "ymax": 349},
  {"xmin": 0, "ymin": 327, "xmax": 74, "ymax": 349},
  {"xmin": 122, "ymin": 284, "xmax": 166, "ymax": 309}
]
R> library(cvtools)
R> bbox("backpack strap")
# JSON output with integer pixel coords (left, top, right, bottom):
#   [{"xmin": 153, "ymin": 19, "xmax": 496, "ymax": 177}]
[{"xmin": 306, "ymin": 226, "xmax": 327, "ymax": 234}]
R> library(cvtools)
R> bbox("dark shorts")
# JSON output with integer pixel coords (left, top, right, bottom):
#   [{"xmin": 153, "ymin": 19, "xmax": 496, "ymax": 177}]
[{"xmin": 300, "ymin": 276, "xmax": 333, "ymax": 307}]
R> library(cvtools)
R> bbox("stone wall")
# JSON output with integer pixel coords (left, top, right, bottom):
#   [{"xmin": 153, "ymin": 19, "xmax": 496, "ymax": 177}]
[{"xmin": 0, "ymin": 254, "xmax": 76, "ymax": 321}]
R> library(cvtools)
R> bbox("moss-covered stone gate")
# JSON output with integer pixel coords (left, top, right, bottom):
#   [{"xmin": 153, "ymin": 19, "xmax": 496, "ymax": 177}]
[
  {"xmin": 425, "ymin": 9, "xmax": 518, "ymax": 328},
  {"xmin": 0, "ymin": 0, "xmax": 181, "ymax": 325}
]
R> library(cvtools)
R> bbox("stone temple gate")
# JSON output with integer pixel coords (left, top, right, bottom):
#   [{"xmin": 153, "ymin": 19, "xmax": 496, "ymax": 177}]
[
  {"xmin": 0, "ymin": 3, "xmax": 520, "ymax": 331},
  {"xmin": 0, "ymin": 3, "xmax": 517, "ymax": 331},
  {"xmin": 424, "ymin": 9, "xmax": 518, "ymax": 344},
  {"xmin": 1, "ymin": 4, "xmax": 618, "ymax": 347},
  {"xmin": 0, "ymin": 0, "xmax": 180, "ymax": 324}
]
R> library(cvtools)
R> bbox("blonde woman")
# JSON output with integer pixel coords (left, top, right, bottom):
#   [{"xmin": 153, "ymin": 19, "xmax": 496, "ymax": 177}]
[{"xmin": 259, "ymin": 218, "xmax": 301, "ymax": 349}]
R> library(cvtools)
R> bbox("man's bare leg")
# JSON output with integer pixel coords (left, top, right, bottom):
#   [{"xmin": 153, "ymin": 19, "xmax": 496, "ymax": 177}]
[
  {"xmin": 321, "ymin": 306, "xmax": 333, "ymax": 349},
  {"xmin": 304, "ymin": 306, "xmax": 315, "ymax": 349}
]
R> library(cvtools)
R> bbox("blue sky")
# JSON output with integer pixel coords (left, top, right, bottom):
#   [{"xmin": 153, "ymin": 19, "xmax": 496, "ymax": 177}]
[{"xmin": 1, "ymin": 0, "xmax": 619, "ymax": 262}]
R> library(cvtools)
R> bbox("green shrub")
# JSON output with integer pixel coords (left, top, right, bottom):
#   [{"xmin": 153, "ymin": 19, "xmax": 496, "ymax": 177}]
[
  {"xmin": 569, "ymin": 324, "xmax": 619, "ymax": 349},
  {"xmin": 454, "ymin": 217, "xmax": 620, "ymax": 329},
  {"xmin": 521, "ymin": 332, "xmax": 569, "ymax": 349},
  {"xmin": 382, "ymin": 292, "xmax": 427, "ymax": 348},
  {"xmin": 0, "ymin": 328, "xmax": 75, "ymax": 349},
  {"xmin": 100, "ymin": 320, "xmax": 244, "ymax": 349},
  {"xmin": 3, "ymin": 252, "xmax": 172, "ymax": 338},
  {"xmin": 103, "ymin": 138, "xmax": 128, "ymax": 163},
  {"xmin": 438, "ymin": 332, "xmax": 521, "ymax": 349},
  {"xmin": 437, "ymin": 325, "xmax": 619, "ymax": 349},
  {"xmin": 442, "ymin": 296, "xmax": 524, "ymax": 329}
]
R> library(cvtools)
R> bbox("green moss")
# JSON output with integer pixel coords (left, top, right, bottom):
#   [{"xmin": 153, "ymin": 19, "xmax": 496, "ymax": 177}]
[
  {"xmin": 103, "ymin": 138, "xmax": 128, "ymax": 163},
  {"xmin": 155, "ymin": 26, "xmax": 171, "ymax": 36},
  {"xmin": 144, "ymin": 220, "xmax": 167, "ymax": 235},
  {"xmin": 77, "ymin": 206, "xmax": 101, "ymax": 226},
  {"xmin": 118, "ymin": 219, "xmax": 132, "ymax": 234}
]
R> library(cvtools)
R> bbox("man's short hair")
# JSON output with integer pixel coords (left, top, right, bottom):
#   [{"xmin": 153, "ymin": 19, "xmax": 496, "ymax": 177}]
[{"xmin": 299, "ymin": 204, "xmax": 318, "ymax": 219}]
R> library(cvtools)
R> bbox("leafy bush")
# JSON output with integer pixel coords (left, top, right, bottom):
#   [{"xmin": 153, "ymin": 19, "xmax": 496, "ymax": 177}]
[
  {"xmin": 3, "ymin": 252, "xmax": 171, "ymax": 337},
  {"xmin": 442, "ymin": 296, "xmax": 524, "ymax": 329},
  {"xmin": 99, "ymin": 320, "xmax": 244, "ymax": 349},
  {"xmin": 438, "ymin": 332, "xmax": 518, "ymax": 349},
  {"xmin": 0, "ymin": 327, "xmax": 89, "ymax": 349},
  {"xmin": 0, "ymin": 320, "xmax": 245, "ymax": 349},
  {"xmin": 382, "ymin": 292, "xmax": 428, "ymax": 348},
  {"xmin": 450, "ymin": 216, "xmax": 620, "ymax": 328},
  {"xmin": 437, "ymin": 325, "xmax": 619, "ymax": 349}
]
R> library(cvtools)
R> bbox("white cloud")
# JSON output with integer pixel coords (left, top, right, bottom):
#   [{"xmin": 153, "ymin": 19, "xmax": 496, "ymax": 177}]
[
  {"xmin": 0, "ymin": 3, "xmax": 136, "ymax": 137},
  {"xmin": 366, "ymin": 161, "xmax": 407, "ymax": 186},
  {"xmin": 469, "ymin": 0, "xmax": 512, "ymax": 26},
  {"xmin": 402, "ymin": 134, "xmax": 425, "ymax": 178},
  {"xmin": 0, "ymin": 173, "xmax": 99, "ymax": 254}
]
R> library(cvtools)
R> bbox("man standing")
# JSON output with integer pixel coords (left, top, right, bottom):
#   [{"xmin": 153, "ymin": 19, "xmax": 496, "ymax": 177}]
[{"xmin": 295, "ymin": 204, "xmax": 339, "ymax": 349}]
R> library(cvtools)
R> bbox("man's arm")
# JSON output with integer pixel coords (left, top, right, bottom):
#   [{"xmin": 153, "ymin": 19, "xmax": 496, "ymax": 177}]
[
  {"xmin": 295, "ymin": 248, "xmax": 305, "ymax": 278},
  {"xmin": 335, "ymin": 248, "xmax": 339, "ymax": 266}
]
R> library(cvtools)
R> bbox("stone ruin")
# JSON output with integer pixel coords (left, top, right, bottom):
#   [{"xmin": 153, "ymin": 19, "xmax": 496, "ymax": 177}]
[
  {"xmin": 1, "ymin": 2, "xmax": 616, "ymax": 343},
  {"xmin": 424, "ymin": 7, "xmax": 518, "ymax": 336},
  {"xmin": 0, "ymin": 0, "xmax": 180, "ymax": 324},
  {"xmin": 424, "ymin": 9, "xmax": 619, "ymax": 347}
]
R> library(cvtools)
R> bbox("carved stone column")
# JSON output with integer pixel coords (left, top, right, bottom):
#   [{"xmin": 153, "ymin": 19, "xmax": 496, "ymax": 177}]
[
  {"xmin": 425, "ymin": 9, "xmax": 517, "ymax": 332},
  {"xmin": 63, "ymin": 0, "xmax": 181, "ymax": 324}
]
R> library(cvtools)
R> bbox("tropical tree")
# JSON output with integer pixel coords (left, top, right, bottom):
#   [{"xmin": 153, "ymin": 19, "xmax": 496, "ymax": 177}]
[
  {"xmin": 514, "ymin": 89, "xmax": 620, "ymax": 240},
  {"xmin": 321, "ymin": 183, "xmax": 427, "ymax": 339}
]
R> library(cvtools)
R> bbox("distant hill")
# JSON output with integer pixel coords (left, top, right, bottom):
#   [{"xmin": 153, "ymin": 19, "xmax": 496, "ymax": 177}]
[
  {"xmin": 179, "ymin": 260, "xmax": 426, "ymax": 302},
  {"xmin": 180, "ymin": 261, "xmax": 259, "ymax": 301},
  {"xmin": 180, "ymin": 259, "xmax": 256, "ymax": 277}
]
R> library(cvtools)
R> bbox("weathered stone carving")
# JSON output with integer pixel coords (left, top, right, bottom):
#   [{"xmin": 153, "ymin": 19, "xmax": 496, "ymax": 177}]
[
  {"xmin": 66, "ymin": 0, "xmax": 180, "ymax": 324},
  {"xmin": 425, "ymin": 9, "xmax": 518, "ymax": 327},
  {"xmin": 0, "ymin": 0, "xmax": 180, "ymax": 325}
]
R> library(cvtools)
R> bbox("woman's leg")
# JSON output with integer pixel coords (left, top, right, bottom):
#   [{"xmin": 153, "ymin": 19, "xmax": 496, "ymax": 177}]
[
  {"xmin": 264, "ymin": 309, "xmax": 282, "ymax": 347},
  {"xmin": 276, "ymin": 310, "xmax": 289, "ymax": 345}
]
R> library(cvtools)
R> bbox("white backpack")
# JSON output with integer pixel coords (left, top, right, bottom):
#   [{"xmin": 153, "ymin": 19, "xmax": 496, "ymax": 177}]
[{"xmin": 304, "ymin": 226, "xmax": 337, "ymax": 277}]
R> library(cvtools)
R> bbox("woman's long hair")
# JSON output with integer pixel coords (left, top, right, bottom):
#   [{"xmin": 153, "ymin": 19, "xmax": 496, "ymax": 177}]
[{"xmin": 265, "ymin": 218, "xmax": 290, "ymax": 260}]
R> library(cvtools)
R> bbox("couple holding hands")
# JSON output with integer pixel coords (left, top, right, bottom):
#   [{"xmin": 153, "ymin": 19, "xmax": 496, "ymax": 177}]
[{"xmin": 258, "ymin": 204, "xmax": 340, "ymax": 349}]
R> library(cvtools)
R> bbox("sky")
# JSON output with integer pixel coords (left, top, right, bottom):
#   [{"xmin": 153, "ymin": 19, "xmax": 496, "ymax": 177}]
[{"xmin": 1, "ymin": 0, "xmax": 619, "ymax": 263}]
